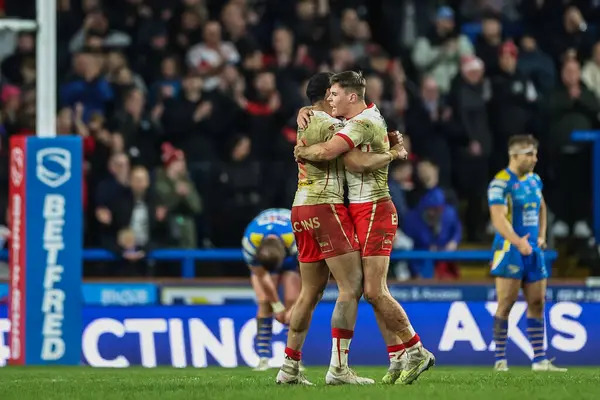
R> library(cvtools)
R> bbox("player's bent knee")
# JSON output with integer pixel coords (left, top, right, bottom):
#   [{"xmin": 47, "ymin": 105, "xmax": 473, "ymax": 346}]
[
  {"xmin": 528, "ymin": 297, "xmax": 544, "ymax": 314},
  {"xmin": 363, "ymin": 285, "xmax": 385, "ymax": 305},
  {"xmin": 495, "ymin": 299, "xmax": 515, "ymax": 319}
]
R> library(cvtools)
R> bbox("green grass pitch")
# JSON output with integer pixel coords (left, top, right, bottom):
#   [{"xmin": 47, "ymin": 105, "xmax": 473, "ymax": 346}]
[{"xmin": 0, "ymin": 366, "xmax": 599, "ymax": 400}]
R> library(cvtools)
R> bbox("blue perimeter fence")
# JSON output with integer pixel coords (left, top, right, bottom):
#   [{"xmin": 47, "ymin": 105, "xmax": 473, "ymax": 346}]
[{"xmin": 0, "ymin": 249, "xmax": 558, "ymax": 279}]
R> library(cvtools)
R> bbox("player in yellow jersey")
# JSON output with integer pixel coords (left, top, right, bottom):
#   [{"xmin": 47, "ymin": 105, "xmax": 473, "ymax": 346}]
[
  {"xmin": 276, "ymin": 73, "xmax": 406, "ymax": 386},
  {"xmin": 295, "ymin": 71, "xmax": 435, "ymax": 385}
]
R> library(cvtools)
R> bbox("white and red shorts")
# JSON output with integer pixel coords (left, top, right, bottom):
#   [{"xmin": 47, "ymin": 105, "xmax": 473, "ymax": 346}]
[
  {"xmin": 292, "ymin": 204, "xmax": 360, "ymax": 263},
  {"xmin": 348, "ymin": 199, "xmax": 398, "ymax": 257}
]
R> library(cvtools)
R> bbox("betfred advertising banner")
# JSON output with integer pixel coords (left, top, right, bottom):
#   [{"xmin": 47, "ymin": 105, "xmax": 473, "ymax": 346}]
[
  {"xmin": 8, "ymin": 136, "xmax": 82, "ymax": 365},
  {"xmin": 0, "ymin": 301, "xmax": 597, "ymax": 367}
]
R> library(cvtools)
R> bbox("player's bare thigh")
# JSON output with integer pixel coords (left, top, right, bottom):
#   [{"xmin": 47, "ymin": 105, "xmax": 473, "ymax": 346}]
[
  {"xmin": 326, "ymin": 251, "xmax": 363, "ymax": 297},
  {"xmin": 297, "ymin": 260, "xmax": 330, "ymax": 300},
  {"xmin": 495, "ymin": 277, "xmax": 521, "ymax": 318},
  {"xmin": 251, "ymin": 273, "xmax": 278, "ymax": 316},
  {"xmin": 362, "ymin": 256, "xmax": 390, "ymax": 300}
]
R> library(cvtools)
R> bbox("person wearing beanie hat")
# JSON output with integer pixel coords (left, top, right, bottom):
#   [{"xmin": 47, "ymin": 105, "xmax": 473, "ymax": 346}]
[{"xmin": 154, "ymin": 143, "xmax": 202, "ymax": 249}]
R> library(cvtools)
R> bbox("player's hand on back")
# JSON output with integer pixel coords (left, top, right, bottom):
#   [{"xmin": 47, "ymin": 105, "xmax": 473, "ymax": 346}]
[
  {"xmin": 297, "ymin": 106, "xmax": 313, "ymax": 129},
  {"xmin": 294, "ymin": 140, "xmax": 306, "ymax": 163},
  {"xmin": 516, "ymin": 233, "xmax": 533, "ymax": 255}
]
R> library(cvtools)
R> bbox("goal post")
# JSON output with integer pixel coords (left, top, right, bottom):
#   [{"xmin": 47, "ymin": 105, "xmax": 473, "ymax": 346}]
[
  {"xmin": 3, "ymin": 0, "xmax": 83, "ymax": 366},
  {"xmin": 0, "ymin": 0, "xmax": 56, "ymax": 138}
]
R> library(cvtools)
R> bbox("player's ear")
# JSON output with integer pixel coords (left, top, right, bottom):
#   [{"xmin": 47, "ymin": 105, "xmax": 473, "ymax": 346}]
[{"xmin": 349, "ymin": 92, "xmax": 357, "ymax": 103}]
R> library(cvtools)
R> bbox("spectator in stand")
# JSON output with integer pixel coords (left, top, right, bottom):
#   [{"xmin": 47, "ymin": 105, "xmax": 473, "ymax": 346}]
[
  {"xmin": 1, "ymin": 32, "xmax": 34, "ymax": 85},
  {"xmin": 582, "ymin": 41, "xmax": 600, "ymax": 101},
  {"xmin": 489, "ymin": 41, "xmax": 539, "ymax": 171},
  {"xmin": 405, "ymin": 76, "xmax": 453, "ymax": 187},
  {"xmin": 69, "ymin": 7, "xmax": 131, "ymax": 53},
  {"xmin": 110, "ymin": 87, "xmax": 162, "ymax": 169},
  {"xmin": 155, "ymin": 143, "xmax": 202, "ymax": 248},
  {"xmin": 403, "ymin": 187, "xmax": 462, "ymax": 279},
  {"xmin": 112, "ymin": 227, "xmax": 149, "ymax": 276},
  {"xmin": 100, "ymin": 166, "xmax": 167, "ymax": 267},
  {"xmin": 546, "ymin": 6, "xmax": 595, "ymax": 66},
  {"xmin": 186, "ymin": 20, "xmax": 240, "ymax": 91},
  {"xmin": 474, "ymin": 11, "xmax": 503, "ymax": 77},
  {"xmin": 95, "ymin": 152, "xmax": 130, "ymax": 211},
  {"xmin": 149, "ymin": 55, "xmax": 182, "ymax": 107},
  {"xmin": 546, "ymin": 59, "xmax": 598, "ymax": 238},
  {"xmin": 220, "ymin": 1, "xmax": 257, "ymax": 59},
  {"xmin": 517, "ymin": 32, "xmax": 556, "ymax": 99},
  {"xmin": 172, "ymin": 7, "xmax": 205, "ymax": 58},
  {"xmin": 211, "ymin": 135, "xmax": 263, "ymax": 248},
  {"xmin": 412, "ymin": 6, "xmax": 474, "ymax": 94},
  {"xmin": 235, "ymin": 70, "xmax": 282, "ymax": 158},
  {"xmin": 60, "ymin": 52, "xmax": 114, "ymax": 122},
  {"xmin": 447, "ymin": 56, "xmax": 491, "ymax": 242},
  {"xmin": 161, "ymin": 72, "xmax": 221, "ymax": 161},
  {"xmin": 105, "ymin": 51, "xmax": 147, "ymax": 98}
]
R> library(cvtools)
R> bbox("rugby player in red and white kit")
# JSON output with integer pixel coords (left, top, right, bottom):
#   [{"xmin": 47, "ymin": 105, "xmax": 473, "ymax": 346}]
[
  {"xmin": 295, "ymin": 71, "xmax": 435, "ymax": 385},
  {"xmin": 276, "ymin": 73, "xmax": 407, "ymax": 386}
]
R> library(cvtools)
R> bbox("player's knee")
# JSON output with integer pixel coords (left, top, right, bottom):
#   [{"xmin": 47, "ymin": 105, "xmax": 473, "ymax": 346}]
[
  {"xmin": 528, "ymin": 297, "xmax": 544, "ymax": 315},
  {"xmin": 363, "ymin": 284, "xmax": 384, "ymax": 305},
  {"xmin": 296, "ymin": 288, "xmax": 320, "ymax": 309},
  {"xmin": 337, "ymin": 277, "xmax": 363, "ymax": 300},
  {"xmin": 495, "ymin": 298, "xmax": 515, "ymax": 319},
  {"xmin": 315, "ymin": 286, "xmax": 326, "ymax": 303}
]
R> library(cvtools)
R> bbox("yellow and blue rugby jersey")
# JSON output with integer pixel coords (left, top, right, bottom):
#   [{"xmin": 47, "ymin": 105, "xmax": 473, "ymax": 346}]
[
  {"xmin": 241, "ymin": 208, "xmax": 297, "ymax": 267},
  {"xmin": 488, "ymin": 169, "xmax": 543, "ymax": 247}
]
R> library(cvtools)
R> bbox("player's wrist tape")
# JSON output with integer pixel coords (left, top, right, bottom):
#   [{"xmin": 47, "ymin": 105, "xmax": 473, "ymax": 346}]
[
  {"xmin": 389, "ymin": 150, "xmax": 399, "ymax": 161},
  {"xmin": 271, "ymin": 301, "xmax": 285, "ymax": 313}
]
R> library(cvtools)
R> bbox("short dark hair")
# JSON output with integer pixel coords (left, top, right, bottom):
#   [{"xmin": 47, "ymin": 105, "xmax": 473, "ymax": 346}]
[
  {"xmin": 255, "ymin": 237, "xmax": 285, "ymax": 272},
  {"xmin": 330, "ymin": 70, "xmax": 367, "ymax": 98},
  {"xmin": 306, "ymin": 72, "xmax": 333, "ymax": 104},
  {"xmin": 508, "ymin": 134, "xmax": 539, "ymax": 149}
]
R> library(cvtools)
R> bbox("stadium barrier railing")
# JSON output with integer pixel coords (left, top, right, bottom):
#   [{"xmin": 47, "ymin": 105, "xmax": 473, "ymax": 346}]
[{"xmin": 0, "ymin": 249, "xmax": 558, "ymax": 279}]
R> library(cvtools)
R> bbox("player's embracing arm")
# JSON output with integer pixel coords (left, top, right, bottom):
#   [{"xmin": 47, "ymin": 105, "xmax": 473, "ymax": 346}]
[
  {"xmin": 534, "ymin": 174, "xmax": 548, "ymax": 249},
  {"xmin": 294, "ymin": 119, "xmax": 370, "ymax": 162},
  {"xmin": 344, "ymin": 131, "xmax": 408, "ymax": 173},
  {"xmin": 488, "ymin": 177, "xmax": 531, "ymax": 254}
]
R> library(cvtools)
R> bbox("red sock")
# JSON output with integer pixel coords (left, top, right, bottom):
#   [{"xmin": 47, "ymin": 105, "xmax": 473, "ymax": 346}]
[
  {"xmin": 403, "ymin": 333, "xmax": 421, "ymax": 350},
  {"xmin": 331, "ymin": 328, "xmax": 353, "ymax": 368},
  {"xmin": 285, "ymin": 347, "xmax": 302, "ymax": 361},
  {"xmin": 332, "ymin": 328, "xmax": 354, "ymax": 339},
  {"xmin": 387, "ymin": 344, "xmax": 406, "ymax": 360}
]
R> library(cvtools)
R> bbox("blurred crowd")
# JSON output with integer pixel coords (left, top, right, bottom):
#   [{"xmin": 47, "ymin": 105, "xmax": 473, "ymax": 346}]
[{"xmin": 0, "ymin": 0, "xmax": 598, "ymax": 278}]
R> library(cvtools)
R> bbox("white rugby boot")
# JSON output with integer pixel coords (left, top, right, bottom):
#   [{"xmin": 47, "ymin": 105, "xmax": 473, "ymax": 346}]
[
  {"xmin": 396, "ymin": 347, "xmax": 435, "ymax": 385},
  {"xmin": 532, "ymin": 359, "xmax": 567, "ymax": 372},
  {"xmin": 276, "ymin": 357, "xmax": 314, "ymax": 385},
  {"xmin": 494, "ymin": 359, "xmax": 509, "ymax": 372},
  {"xmin": 325, "ymin": 367, "xmax": 375, "ymax": 385},
  {"xmin": 381, "ymin": 350, "xmax": 408, "ymax": 384},
  {"xmin": 252, "ymin": 357, "xmax": 270, "ymax": 371}
]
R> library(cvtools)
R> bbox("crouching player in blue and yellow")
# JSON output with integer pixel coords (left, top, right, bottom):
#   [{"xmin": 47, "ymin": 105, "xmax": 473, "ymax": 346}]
[
  {"xmin": 488, "ymin": 135, "xmax": 566, "ymax": 372},
  {"xmin": 242, "ymin": 208, "xmax": 302, "ymax": 371}
]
